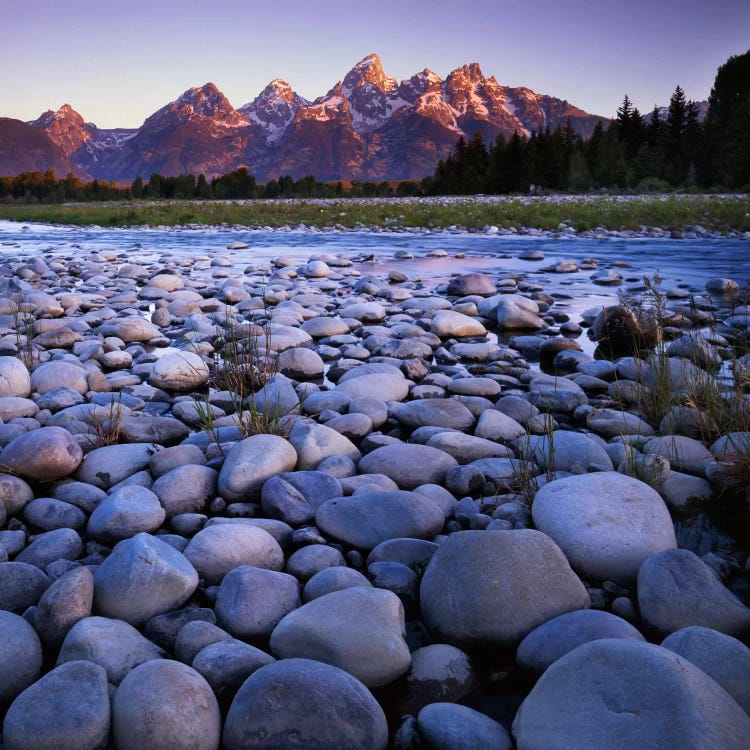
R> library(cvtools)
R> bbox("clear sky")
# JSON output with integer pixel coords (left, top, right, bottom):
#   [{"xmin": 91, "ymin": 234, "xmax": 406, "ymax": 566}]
[{"xmin": 1, "ymin": 0, "xmax": 748, "ymax": 128}]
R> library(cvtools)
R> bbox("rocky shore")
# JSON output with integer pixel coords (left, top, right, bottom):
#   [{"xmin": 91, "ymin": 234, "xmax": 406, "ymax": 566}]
[{"xmin": 0, "ymin": 238, "xmax": 749, "ymax": 749}]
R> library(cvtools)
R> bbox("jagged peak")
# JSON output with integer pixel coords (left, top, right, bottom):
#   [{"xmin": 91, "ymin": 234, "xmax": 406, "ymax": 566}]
[
  {"xmin": 342, "ymin": 53, "xmax": 397, "ymax": 96},
  {"xmin": 447, "ymin": 62, "xmax": 485, "ymax": 83}
]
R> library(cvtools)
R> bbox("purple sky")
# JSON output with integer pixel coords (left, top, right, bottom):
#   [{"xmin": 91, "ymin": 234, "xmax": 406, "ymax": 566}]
[{"xmin": 2, "ymin": 0, "xmax": 748, "ymax": 128}]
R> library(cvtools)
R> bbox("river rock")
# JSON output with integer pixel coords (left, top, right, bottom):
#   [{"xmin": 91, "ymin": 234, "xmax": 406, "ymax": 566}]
[
  {"xmin": 15, "ymin": 528, "xmax": 83, "ymax": 569},
  {"xmin": 420, "ymin": 530, "xmax": 590, "ymax": 649},
  {"xmin": 112, "ymin": 660, "xmax": 221, "ymax": 750},
  {"xmin": 1, "ymin": 426, "xmax": 83, "ymax": 482},
  {"xmin": 30, "ymin": 361, "xmax": 89, "ymax": 395},
  {"xmin": 260, "ymin": 470, "xmax": 342, "ymax": 526},
  {"xmin": 302, "ymin": 566, "xmax": 373, "ymax": 602},
  {"xmin": 496, "ymin": 295, "xmax": 545, "ymax": 329},
  {"xmin": 276, "ymin": 347, "xmax": 325, "ymax": 379},
  {"xmin": 215, "ymin": 565, "xmax": 300, "ymax": 640},
  {"xmin": 316, "ymin": 490, "xmax": 445, "ymax": 550},
  {"xmin": 417, "ymin": 703, "xmax": 511, "ymax": 750},
  {"xmin": 183, "ymin": 524, "xmax": 284, "ymax": 585},
  {"xmin": 2, "ymin": 661, "xmax": 110, "ymax": 750},
  {"xmin": 152, "ymin": 464, "xmax": 217, "ymax": 517},
  {"xmin": 57, "ymin": 616, "xmax": 165, "ymax": 684},
  {"xmin": 475, "ymin": 409, "xmax": 526, "ymax": 442},
  {"xmin": 218, "ymin": 434, "xmax": 298, "ymax": 501},
  {"xmin": 391, "ymin": 398, "xmax": 475, "ymax": 431},
  {"xmin": 223, "ymin": 658, "xmax": 388, "ymax": 750},
  {"xmin": 358, "ymin": 443, "xmax": 458, "ymax": 489},
  {"xmin": 93, "ymin": 533, "xmax": 199, "ymax": 627},
  {"xmin": 516, "ymin": 609, "xmax": 646, "ymax": 674},
  {"xmin": 511, "ymin": 639, "xmax": 750, "ymax": 750},
  {"xmin": 34, "ymin": 566, "xmax": 94, "ymax": 648},
  {"xmin": 287, "ymin": 419, "xmax": 361, "ymax": 470},
  {"xmin": 337, "ymin": 371, "xmax": 409, "ymax": 402},
  {"xmin": 87, "ymin": 485, "xmax": 166, "ymax": 544},
  {"xmin": 637, "ymin": 548, "xmax": 750, "ymax": 636},
  {"xmin": 192, "ymin": 638, "xmax": 275, "ymax": 696},
  {"xmin": 430, "ymin": 310, "xmax": 487, "ymax": 338},
  {"xmin": 75, "ymin": 442, "xmax": 160, "ymax": 489},
  {"xmin": 0, "ymin": 610, "xmax": 43, "ymax": 704},
  {"xmin": 661, "ymin": 626, "xmax": 750, "ymax": 715},
  {"xmin": 522, "ymin": 431, "xmax": 613, "ymax": 472},
  {"xmin": 149, "ymin": 351, "xmax": 209, "ymax": 391},
  {"xmin": 270, "ymin": 587, "xmax": 411, "ymax": 687},
  {"xmin": 0, "ymin": 473, "xmax": 34, "ymax": 515},
  {"xmin": 532, "ymin": 472, "xmax": 677, "ymax": 583},
  {"xmin": 0, "ymin": 356, "xmax": 31, "ymax": 397},
  {"xmin": 643, "ymin": 435, "xmax": 713, "ymax": 474},
  {"xmin": 0, "ymin": 562, "xmax": 48, "ymax": 611}
]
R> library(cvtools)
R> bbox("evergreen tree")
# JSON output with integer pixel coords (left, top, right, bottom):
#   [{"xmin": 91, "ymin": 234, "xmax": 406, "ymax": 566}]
[
  {"xmin": 131, "ymin": 176, "xmax": 144, "ymax": 199},
  {"xmin": 196, "ymin": 174, "xmax": 211, "ymax": 199}
]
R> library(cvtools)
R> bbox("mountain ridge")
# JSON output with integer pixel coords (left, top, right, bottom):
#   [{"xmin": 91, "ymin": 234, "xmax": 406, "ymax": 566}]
[{"xmin": 9, "ymin": 54, "xmax": 611, "ymax": 181}]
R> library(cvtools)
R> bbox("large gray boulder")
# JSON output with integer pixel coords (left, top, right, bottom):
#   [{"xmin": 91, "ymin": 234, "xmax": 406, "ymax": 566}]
[
  {"xmin": 0, "ymin": 611, "xmax": 42, "ymax": 704},
  {"xmin": 112, "ymin": 660, "xmax": 221, "ymax": 750},
  {"xmin": 152, "ymin": 464, "xmax": 217, "ymax": 517},
  {"xmin": 532, "ymin": 472, "xmax": 677, "ymax": 584},
  {"xmin": 2, "ymin": 661, "xmax": 111, "ymax": 750},
  {"xmin": 93, "ymin": 533, "xmax": 199, "ymax": 627},
  {"xmin": 337, "ymin": 372, "xmax": 409, "ymax": 402},
  {"xmin": 57, "ymin": 616, "xmax": 165, "ymax": 685},
  {"xmin": 446, "ymin": 272, "xmax": 496, "ymax": 297},
  {"xmin": 183, "ymin": 524, "xmax": 284, "ymax": 585},
  {"xmin": 30, "ymin": 361, "xmax": 89, "ymax": 395},
  {"xmin": 260, "ymin": 470, "xmax": 342, "ymax": 526},
  {"xmin": 218, "ymin": 434, "xmax": 297, "ymax": 501},
  {"xmin": 430, "ymin": 310, "xmax": 487, "ymax": 338},
  {"xmin": 191, "ymin": 638, "xmax": 275, "ymax": 696},
  {"xmin": 358, "ymin": 443, "xmax": 458, "ymax": 489},
  {"xmin": 496, "ymin": 295, "xmax": 545, "ymax": 329},
  {"xmin": 316, "ymin": 490, "xmax": 445, "ymax": 550},
  {"xmin": 1, "ymin": 426, "xmax": 83, "ymax": 482},
  {"xmin": 522, "ymin": 431, "xmax": 613, "ymax": 472},
  {"xmin": 512, "ymin": 639, "xmax": 750, "ymax": 750},
  {"xmin": 270, "ymin": 587, "xmax": 411, "ymax": 688},
  {"xmin": 661, "ymin": 626, "xmax": 750, "ymax": 715},
  {"xmin": 637, "ymin": 548, "xmax": 750, "ymax": 636},
  {"xmin": 516, "ymin": 609, "xmax": 646, "ymax": 674},
  {"xmin": 223, "ymin": 658, "xmax": 388, "ymax": 750},
  {"xmin": 420, "ymin": 530, "xmax": 590, "ymax": 649}
]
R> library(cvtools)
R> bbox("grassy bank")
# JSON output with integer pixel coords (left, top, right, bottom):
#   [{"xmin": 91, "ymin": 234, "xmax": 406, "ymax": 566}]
[{"xmin": 0, "ymin": 195, "xmax": 748, "ymax": 232}]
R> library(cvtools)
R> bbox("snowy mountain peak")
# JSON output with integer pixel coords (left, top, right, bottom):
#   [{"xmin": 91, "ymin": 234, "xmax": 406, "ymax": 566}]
[
  {"xmin": 32, "ymin": 103, "xmax": 85, "ymax": 128},
  {"xmin": 240, "ymin": 79, "xmax": 310, "ymax": 144},
  {"xmin": 161, "ymin": 83, "xmax": 249, "ymax": 128},
  {"xmin": 342, "ymin": 53, "xmax": 398, "ymax": 97}
]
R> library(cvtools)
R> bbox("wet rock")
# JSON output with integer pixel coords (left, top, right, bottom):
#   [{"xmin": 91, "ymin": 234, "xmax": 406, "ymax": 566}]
[
  {"xmin": 446, "ymin": 273, "xmax": 496, "ymax": 296},
  {"xmin": 430, "ymin": 310, "xmax": 487, "ymax": 338}
]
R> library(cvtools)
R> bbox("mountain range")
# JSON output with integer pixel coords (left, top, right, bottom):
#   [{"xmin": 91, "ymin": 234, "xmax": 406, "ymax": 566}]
[{"xmin": 2, "ymin": 54, "xmax": 609, "ymax": 182}]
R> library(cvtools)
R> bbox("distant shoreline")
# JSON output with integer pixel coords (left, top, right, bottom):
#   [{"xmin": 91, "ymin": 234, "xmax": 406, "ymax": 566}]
[{"xmin": 0, "ymin": 194, "xmax": 748, "ymax": 237}]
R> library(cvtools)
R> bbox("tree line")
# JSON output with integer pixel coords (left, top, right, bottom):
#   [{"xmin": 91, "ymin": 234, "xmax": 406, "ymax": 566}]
[
  {"xmin": 2, "ymin": 51, "xmax": 747, "ymax": 204},
  {"xmin": 427, "ymin": 50, "xmax": 749, "ymax": 194}
]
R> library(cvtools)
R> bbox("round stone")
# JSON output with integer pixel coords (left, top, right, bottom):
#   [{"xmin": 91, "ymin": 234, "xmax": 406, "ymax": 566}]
[
  {"xmin": 218, "ymin": 434, "xmax": 298, "ymax": 501},
  {"xmin": 420, "ymin": 530, "xmax": 590, "ymax": 649},
  {"xmin": 0, "ymin": 356, "xmax": 31, "ymax": 398},
  {"xmin": 532, "ymin": 472, "xmax": 677, "ymax": 584},
  {"xmin": 270, "ymin": 587, "xmax": 411, "ymax": 688},
  {"xmin": 112, "ymin": 660, "xmax": 221, "ymax": 750},
  {"xmin": 149, "ymin": 351, "xmax": 209, "ymax": 392},
  {"xmin": 316, "ymin": 490, "xmax": 445, "ymax": 550},
  {"xmin": 0, "ymin": 610, "xmax": 43, "ymax": 704},
  {"xmin": 30, "ymin": 361, "xmax": 89, "ymax": 395},
  {"xmin": 87, "ymin": 485, "xmax": 166, "ymax": 544},
  {"xmin": 358, "ymin": 444, "xmax": 458, "ymax": 489},
  {"xmin": 223, "ymin": 658, "xmax": 388, "ymax": 750},
  {"xmin": 417, "ymin": 703, "xmax": 511, "ymax": 750},
  {"xmin": 2, "ymin": 661, "xmax": 111, "ymax": 750},
  {"xmin": 183, "ymin": 524, "xmax": 284, "ymax": 585},
  {"xmin": 34, "ymin": 566, "xmax": 94, "ymax": 649},
  {"xmin": 93, "ymin": 533, "xmax": 199, "ymax": 627},
  {"xmin": 0, "ymin": 426, "xmax": 83, "ymax": 481},
  {"xmin": 511, "ymin": 639, "xmax": 750, "ymax": 750}
]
